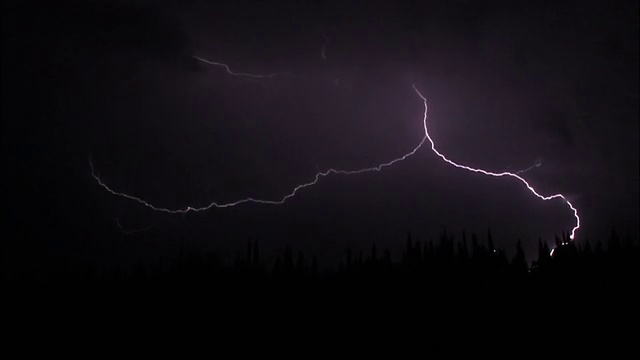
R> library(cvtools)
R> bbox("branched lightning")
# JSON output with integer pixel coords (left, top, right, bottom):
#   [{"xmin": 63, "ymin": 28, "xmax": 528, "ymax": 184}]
[
  {"xmin": 91, "ymin": 85, "xmax": 580, "ymax": 240},
  {"xmin": 193, "ymin": 56, "xmax": 279, "ymax": 79},
  {"xmin": 412, "ymin": 86, "xmax": 579, "ymax": 240}
]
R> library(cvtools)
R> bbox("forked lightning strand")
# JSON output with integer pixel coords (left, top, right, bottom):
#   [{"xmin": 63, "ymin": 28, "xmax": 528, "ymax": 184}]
[
  {"xmin": 411, "ymin": 86, "xmax": 579, "ymax": 239},
  {"xmin": 193, "ymin": 56, "xmax": 279, "ymax": 78},
  {"xmin": 91, "ymin": 85, "xmax": 580, "ymax": 239},
  {"xmin": 90, "ymin": 139, "xmax": 426, "ymax": 211}
]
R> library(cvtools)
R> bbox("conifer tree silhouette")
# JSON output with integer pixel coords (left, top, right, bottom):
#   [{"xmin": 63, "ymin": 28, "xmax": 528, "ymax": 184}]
[
  {"xmin": 487, "ymin": 229, "xmax": 495, "ymax": 253},
  {"xmin": 371, "ymin": 243, "xmax": 378, "ymax": 262},
  {"xmin": 283, "ymin": 246, "xmax": 294, "ymax": 273},
  {"xmin": 296, "ymin": 251, "xmax": 305, "ymax": 273},
  {"xmin": 512, "ymin": 241, "xmax": 527, "ymax": 274},
  {"xmin": 252, "ymin": 241, "xmax": 260, "ymax": 268}
]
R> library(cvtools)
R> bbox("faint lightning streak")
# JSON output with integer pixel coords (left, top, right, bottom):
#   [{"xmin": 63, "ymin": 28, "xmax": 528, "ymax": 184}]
[
  {"xmin": 91, "ymin": 85, "xmax": 579, "ymax": 240},
  {"xmin": 321, "ymin": 33, "xmax": 330, "ymax": 60},
  {"xmin": 90, "ymin": 133, "xmax": 427, "ymax": 213},
  {"xmin": 515, "ymin": 160, "xmax": 542, "ymax": 175},
  {"xmin": 412, "ymin": 85, "xmax": 580, "ymax": 240},
  {"xmin": 114, "ymin": 218, "xmax": 153, "ymax": 234},
  {"xmin": 193, "ymin": 56, "xmax": 278, "ymax": 79}
]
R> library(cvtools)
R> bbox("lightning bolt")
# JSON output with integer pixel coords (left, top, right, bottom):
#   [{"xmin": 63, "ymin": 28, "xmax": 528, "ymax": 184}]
[
  {"xmin": 412, "ymin": 86, "xmax": 579, "ymax": 240},
  {"xmin": 192, "ymin": 56, "xmax": 279, "ymax": 79},
  {"xmin": 90, "ymin": 136, "xmax": 426, "ymax": 212},
  {"xmin": 91, "ymin": 85, "xmax": 580, "ymax": 240}
]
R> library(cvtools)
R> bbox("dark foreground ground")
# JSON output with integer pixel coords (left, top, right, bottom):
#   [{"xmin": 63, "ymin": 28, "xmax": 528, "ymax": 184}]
[{"xmin": 2, "ymin": 233, "xmax": 638, "ymax": 358}]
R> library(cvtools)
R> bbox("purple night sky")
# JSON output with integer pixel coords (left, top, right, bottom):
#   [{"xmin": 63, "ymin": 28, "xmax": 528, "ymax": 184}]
[{"xmin": 3, "ymin": 0, "xmax": 638, "ymax": 265}]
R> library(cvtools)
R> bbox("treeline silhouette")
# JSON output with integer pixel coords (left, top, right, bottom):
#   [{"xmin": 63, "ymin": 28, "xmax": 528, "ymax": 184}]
[{"xmin": 2, "ymin": 229, "xmax": 638, "ymax": 357}]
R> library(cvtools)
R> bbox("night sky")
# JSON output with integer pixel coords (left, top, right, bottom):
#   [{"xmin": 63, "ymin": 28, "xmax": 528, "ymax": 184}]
[{"xmin": 3, "ymin": 0, "xmax": 639, "ymax": 266}]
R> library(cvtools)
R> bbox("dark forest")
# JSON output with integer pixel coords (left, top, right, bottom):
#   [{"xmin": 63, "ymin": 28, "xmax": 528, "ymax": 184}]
[{"xmin": 3, "ymin": 229, "xmax": 638, "ymax": 357}]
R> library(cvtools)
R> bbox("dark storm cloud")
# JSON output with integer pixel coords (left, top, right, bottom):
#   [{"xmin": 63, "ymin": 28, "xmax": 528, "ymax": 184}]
[
  {"xmin": 3, "ymin": 0, "xmax": 638, "ymax": 266},
  {"xmin": 51, "ymin": 1, "xmax": 188, "ymax": 57},
  {"xmin": 537, "ymin": 109, "xmax": 575, "ymax": 146}
]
